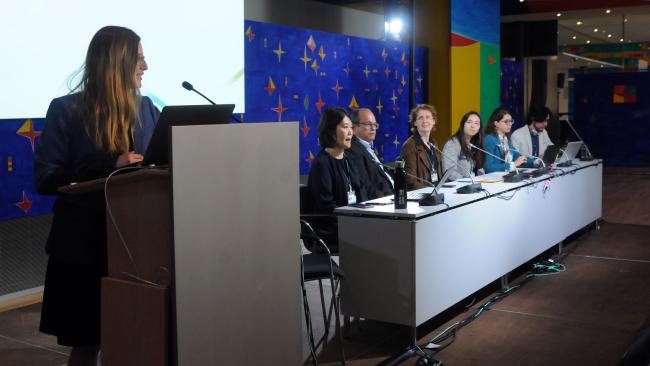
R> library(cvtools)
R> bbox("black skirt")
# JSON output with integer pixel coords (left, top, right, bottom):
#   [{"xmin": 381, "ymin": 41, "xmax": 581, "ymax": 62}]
[{"xmin": 39, "ymin": 257, "xmax": 107, "ymax": 347}]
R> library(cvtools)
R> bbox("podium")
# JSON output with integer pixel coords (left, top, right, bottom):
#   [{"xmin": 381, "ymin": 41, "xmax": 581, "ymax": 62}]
[{"xmin": 62, "ymin": 122, "xmax": 301, "ymax": 365}]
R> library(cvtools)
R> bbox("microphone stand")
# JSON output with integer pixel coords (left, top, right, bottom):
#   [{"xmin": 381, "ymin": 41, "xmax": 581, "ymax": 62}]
[
  {"xmin": 468, "ymin": 143, "xmax": 526, "ymax": 183},
  {"xmin": 375, "ymin": 161, "xmax": 445, "ymax": 206},
  {"xmin": 556, "ymin": 148, "xmax": 573, "ymax": 167},
  {"xmin": 181, "ymin": 81, "xmax": 242, "ymax": 123},
  {"xmin": 508, "ymin": 147, "xmax": 551, "ymax": 178},
  {"xmin": 433, "ymin": 145, "xmax": 483, "ymax": 194},
  {"xmin": 562, "ymin": 118, "xmax": 594, "ymax": 160}
]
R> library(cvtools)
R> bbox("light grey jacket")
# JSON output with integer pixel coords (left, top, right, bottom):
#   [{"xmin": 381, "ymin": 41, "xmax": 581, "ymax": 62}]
[
  {"xmin": 442, "ymin": 137, "xmax": 482, "ymax": 181},
  {"xmin": 510, "ymin": 125, "xmax": 553, "ymax": 157}
]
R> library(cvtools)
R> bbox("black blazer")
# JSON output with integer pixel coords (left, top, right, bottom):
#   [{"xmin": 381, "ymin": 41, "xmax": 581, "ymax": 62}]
[{"xmin": 346, "ymin": 136, "xmax": 394, "ymax": 199}]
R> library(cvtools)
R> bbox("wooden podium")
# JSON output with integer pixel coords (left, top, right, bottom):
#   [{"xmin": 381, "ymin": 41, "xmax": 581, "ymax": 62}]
[{"xmin": 61, "ymin": 122, "xmax": 302, "ymax": 366}]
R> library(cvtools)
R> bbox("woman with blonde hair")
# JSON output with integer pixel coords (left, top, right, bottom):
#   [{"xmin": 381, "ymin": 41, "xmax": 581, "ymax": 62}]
[
  {"xmin": 399, "ymin": 104, "xmax": 442, "ymax": 190},
  {"xmin": 34, "ymin": 25, "xmax": 159, "ymax": 366}
]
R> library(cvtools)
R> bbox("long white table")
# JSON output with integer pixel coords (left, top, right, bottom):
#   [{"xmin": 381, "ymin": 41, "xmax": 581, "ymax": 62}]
[{"xmin": 335, "ymin": 160, "xmax": 602, "ymax": 328}]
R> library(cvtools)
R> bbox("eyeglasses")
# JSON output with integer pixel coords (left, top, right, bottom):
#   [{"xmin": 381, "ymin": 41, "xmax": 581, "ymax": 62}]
[
  {"xmin": 500, "ymin": 119, "xmax": 514, "ymax": 125},
  {"xmin": 359, "ymin": 122, "xmax": 380, "ymax": 130}
]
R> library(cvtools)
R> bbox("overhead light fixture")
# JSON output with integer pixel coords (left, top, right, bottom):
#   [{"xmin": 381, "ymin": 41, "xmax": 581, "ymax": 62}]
[
  {"xmin": 519, "ymin": 0, "xmax": 524, "ymax": 2},
  {"xmin": 576, "ymin": 21, "xmax": 583, "ymax": 25},
  {"xmin": 586, "ymin": 40, "xmax": 591, "ymax": 44},
  {"xmin": 593, "ymin": 28, "xmax": 598, "ymax": 32},
  {"xmin": 383, "ymin": 1, "xmax": 407, "ymax": 42},
  {"xmin": 620, "ymin": 38, "xmax": 624, "ymax": 42},
  {"xmin": 572, "ymin": 35, "xmax": 577, "ymax": 40},
  {"xmin": 600, "ymin": 65, "xmax": 604, "ymax": 68},
  {"xmin": 606, "ymin": 9, "xmax": 611, "ymax": 14},
  {"xmin": 624, "ymin": 18, "xmax": 628, "ymax": 22},
  {"xmin": 561, "ymin": 51, "xmax": 624, "ymax": 68},
  {"xmin": 608, "ymin": 34, "xmax": 612, "ymax": 38},
  {"xmin": 556, "ymin": 13, "xmax": 562, "ymax": 17}
]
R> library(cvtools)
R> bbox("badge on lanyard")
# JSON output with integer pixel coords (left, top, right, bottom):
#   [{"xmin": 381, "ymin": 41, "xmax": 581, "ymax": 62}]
[{"xmin": 347, "ymin": 188, "xmax": 357, "ymax": 205}]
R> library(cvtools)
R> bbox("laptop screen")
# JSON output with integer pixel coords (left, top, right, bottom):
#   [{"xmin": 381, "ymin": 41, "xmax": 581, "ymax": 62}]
[{"xmin": 143, "ymin": 104, "xmax": 235, "ymax": 166}]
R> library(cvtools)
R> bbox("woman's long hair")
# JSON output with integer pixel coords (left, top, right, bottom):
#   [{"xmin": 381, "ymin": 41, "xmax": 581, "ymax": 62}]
[
  {"xmin": 76, "ymin": 26, "xmax": 140, "ymax": 152},
  {"xmin": 454, "ymin": 111, "xmax": 484, "ymax": 169},
  {"xmin": 484, "ymin": 107, "xmax": 511, "ymax": 136}
]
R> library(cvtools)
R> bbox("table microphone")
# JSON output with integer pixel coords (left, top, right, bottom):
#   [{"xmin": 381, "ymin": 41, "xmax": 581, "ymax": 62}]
[
  {"xmin": 432, "ymin": 145, "xmax": 483, "ymax": 194},
  {"xmin": 181, "ymin": 81, "xmax": 242, "ymax": 123},
  {"xmin": 508, "ymin": 146, "xmax": 551, "ymax": 177},
  {"xmin": 562, "ymin": 118, "xmax": 593, "ymax": 161},
  {"xmin": 371, "ymin": 160, "xmax": 444, "ymax": 205},
  {"xmin": 467, "ymin": 143, "xmax": 525, "ymax": 183}
]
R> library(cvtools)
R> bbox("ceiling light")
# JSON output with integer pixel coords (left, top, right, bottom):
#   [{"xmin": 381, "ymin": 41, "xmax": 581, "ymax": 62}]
[
  {"xmin": 600, "ymin": 65, "xmax": 604, "ymax": 68},
  {"xmin": 556, "ymin": 13, "xmax": 562, "ymax": 17},
  {"xmin": 624, "ymin": 18, "xmax": 628, "ymax": 22},
  {"xmin": 572, "ymin": 35, "xmax": 577, "ymax": 40},
  {"xmin": 576, "ymin": 21, "xmax": 583, "ymax": 25},
  {"xmin": 593, "ymin": 28, "xmax": 599, "ymax": 32},
  {"xmin": 620, "ymin": 38, "xmax": 624, "ymax": 42},
  {"xmin": 606, "ymin": 9, "xmax": 611, "ymax": 14},
  {"xmin": 519, "ymin": 0, "xmax": 524, "ymax": 2},
  {"xmin": 586, "ymin": 40, "xmax": 591, "ymax": 44},
  {"xmin": 608, "ymin": 34, "xmax": 612, "ymax": 38}
]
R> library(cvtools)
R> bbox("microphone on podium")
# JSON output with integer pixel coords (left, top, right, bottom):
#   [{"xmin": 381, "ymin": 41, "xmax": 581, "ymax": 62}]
[
  {"xmin": 508, "ymin": 146, "xmax": 552, "ymax": 177},
  {"xmin": 468, "ymin": 143, "xmax": 526, "ymax": 183},
  {"xmin": 432, "ymin": 145, "xmax": 483, "ymax": 194},
  {"xmin": 181, "ymin": 81, "xmax": 242, "ymax": 123},
  {"xmin": 561, "ymin": 118, "xmax": 594, "ymax": 161}
]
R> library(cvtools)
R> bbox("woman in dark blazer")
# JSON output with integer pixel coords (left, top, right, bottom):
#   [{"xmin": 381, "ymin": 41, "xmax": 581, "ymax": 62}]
[
  {"xmin": 308, "ymin": 107, "xmax": 367, "ymax": 252},
  {"xmin": 399, "ymin": 104, "xmax": 442, "ymax": 190},
  {"xmin": 34, "ymin": 26, "xmax": 159, "ymax": 366}
]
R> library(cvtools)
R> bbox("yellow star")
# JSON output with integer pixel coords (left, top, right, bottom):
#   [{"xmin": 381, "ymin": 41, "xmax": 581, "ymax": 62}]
[
  {"xmin": 393, "ymin": 135, "xmax": 400, "ymax": 147},
  {"xmin": 273, "ymin": 41, "xmax": 286, "ymax": 63},
  {"xmin": 300, "ymin": 46, "xmax": 312, "ymax": 72},
  {"xmin": 363, "ymin": 65, "xmax": 370, "ymax": 78},
  {"xmin": 318, "ymin": 45, "xmax": 326, "ymax": 61},
  {"xmin": 390, "ymin": 90, "xmax": 398, "ymax": 105},
  {"xmin": 376, "ymin": 97, "xmax": 383, "ymax": 115}
]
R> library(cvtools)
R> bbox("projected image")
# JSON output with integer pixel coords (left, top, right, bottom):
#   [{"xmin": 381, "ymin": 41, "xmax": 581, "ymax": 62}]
[{"xmin": 0, "ymin": 0, "xmax": 245, "ymax": 119}]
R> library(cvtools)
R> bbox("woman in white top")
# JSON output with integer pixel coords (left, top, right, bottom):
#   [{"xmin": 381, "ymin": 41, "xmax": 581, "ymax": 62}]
[{"xmin": 442, "ymin": 111, "xmax": 484, "ymax": 181}]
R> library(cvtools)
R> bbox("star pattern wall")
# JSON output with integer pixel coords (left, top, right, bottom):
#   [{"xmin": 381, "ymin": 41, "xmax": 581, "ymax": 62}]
[
  {"xmin": 243, "ymin": 20, "xmax": 428, "ymax": 175},
  {"xmin": 0, "ymin": 119, "xmax": 54, "ymax": 220}
]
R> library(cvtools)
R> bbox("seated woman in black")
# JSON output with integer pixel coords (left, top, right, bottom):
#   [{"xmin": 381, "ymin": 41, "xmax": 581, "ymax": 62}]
[{"xmin": 307, "ymin": 107, "xmax": 367, "ymax": 253}]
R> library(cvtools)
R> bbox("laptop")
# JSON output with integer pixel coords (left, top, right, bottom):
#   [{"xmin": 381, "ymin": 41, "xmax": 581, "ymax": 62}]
[
  {"xmin": 406, "ymin": 168, "xmax": 454, "ymax": 201},
  {"xmin": 542, "ymin": 145, "xmax": 561, "ymax": 164},
  {"xmin": 142, "ymin": 104, "xmax": 235, "ymax": 166},
  {"xmin": 556, "ymin": 141, "xmax": 583, "ymax": 166}
]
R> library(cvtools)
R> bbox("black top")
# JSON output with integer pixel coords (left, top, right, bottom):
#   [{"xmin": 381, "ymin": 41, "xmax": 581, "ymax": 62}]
[
  {"xmin": 346, "ymin": 136, "xmax": 394, "ymax": 200},
  {"xmin": 307, "ymin": 149, "xmax": 367, "ymax": 251}
]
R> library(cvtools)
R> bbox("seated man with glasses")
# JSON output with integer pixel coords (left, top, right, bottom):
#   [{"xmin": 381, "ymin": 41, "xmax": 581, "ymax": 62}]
[
  {"xmin": 346, "ymin": 108, "xmax": 394, "ymax": 199},
  {"xmin": 483, "ymin": 107, "xmax": 536, "ymax": 173},
  {"xmin": 510, "ymin": 105, "xmax": 554, "ymax": 158}
]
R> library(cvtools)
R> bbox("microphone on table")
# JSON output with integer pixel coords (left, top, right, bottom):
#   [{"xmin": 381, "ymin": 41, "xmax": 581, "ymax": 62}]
[
  {"xmin": 508, "ymin": 146, "xmax": 551, "ymax": 177},
  {"xmin": 467, "ymin": 143, "xmax": 525, "ymax": 183},
  {"xmin": 561, "ymin": 118, "xmax": 594, "ymax": 161},
  {"xmin": 432, "ymin": 145, "xmax": 483, "ymax": 194},
  {"xmin": 181, "ymin": 81, "xmax": 242, "ymax": 123},
  {"xmin": 371, "ymin": 160, "xmax": 444, "ymax": 206}
]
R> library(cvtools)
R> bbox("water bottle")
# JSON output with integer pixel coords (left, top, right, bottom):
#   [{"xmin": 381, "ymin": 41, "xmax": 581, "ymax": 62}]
[{"xmin": 394, "ymin": 160, "xmax": 407, "ymax": 209}]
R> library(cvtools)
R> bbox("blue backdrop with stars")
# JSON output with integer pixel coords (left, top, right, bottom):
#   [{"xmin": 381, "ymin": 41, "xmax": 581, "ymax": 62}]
[{"xmin": 243, "ymin": 20, "xmax": 428, "ymax": 175}]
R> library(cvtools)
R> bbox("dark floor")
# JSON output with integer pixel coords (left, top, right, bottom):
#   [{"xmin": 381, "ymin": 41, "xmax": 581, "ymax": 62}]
[{"xmin": 1, "ymin": 167, "xmax": 649, "ymax": 366}]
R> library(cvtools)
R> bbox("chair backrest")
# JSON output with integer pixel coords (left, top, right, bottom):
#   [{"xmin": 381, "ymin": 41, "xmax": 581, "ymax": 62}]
[{"xmin": 299, "ymin": 184, "xmax": 314, "ymax": 214}]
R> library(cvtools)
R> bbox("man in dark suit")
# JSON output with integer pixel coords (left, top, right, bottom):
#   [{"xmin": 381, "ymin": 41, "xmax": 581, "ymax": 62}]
[{"xmin": 346, "ymin": 108, "xmax": 394, "ymax": 199}]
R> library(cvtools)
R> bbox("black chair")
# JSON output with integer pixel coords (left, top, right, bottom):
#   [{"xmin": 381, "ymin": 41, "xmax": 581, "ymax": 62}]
[{"xmin": 300, "ymin": 185, "xmax": 347, "ymax": 365}]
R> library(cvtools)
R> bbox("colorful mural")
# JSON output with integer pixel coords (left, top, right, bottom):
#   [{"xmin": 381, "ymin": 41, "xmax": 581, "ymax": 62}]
[
  {"xmin": 0, "ymin": 119, "xmax": 55, "ymax": 220},
  {"xmin": 244, "ymin": 20, "xmax": 427, "ymax": 175},
  {"xmin": 450, "ymin": 0, "xmax": 500, "ymax": 129},
  {"xmin": 500, "ymin": 59, "xmax": 525, "ymax": 129}
]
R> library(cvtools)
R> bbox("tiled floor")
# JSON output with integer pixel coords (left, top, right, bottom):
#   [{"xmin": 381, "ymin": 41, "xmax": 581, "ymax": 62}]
[{"xmin": 1, "ymin": 167, "xmax": 649, "ymax": 365}]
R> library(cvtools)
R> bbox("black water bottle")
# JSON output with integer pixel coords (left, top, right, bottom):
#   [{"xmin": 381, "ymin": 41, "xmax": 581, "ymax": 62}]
[{"xmin": 394, "ymin": 160, "xmax": 407, "ymax": 209}]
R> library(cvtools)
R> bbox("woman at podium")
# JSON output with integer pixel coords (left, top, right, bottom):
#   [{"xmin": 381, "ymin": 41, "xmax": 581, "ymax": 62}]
[
  {"xmin": 33, "ymin": 26, "xmax": 160, "ymax": 366},
  {"xmin": 308, "ymin": 107, "xmax": 367, "ymax": 253}
]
